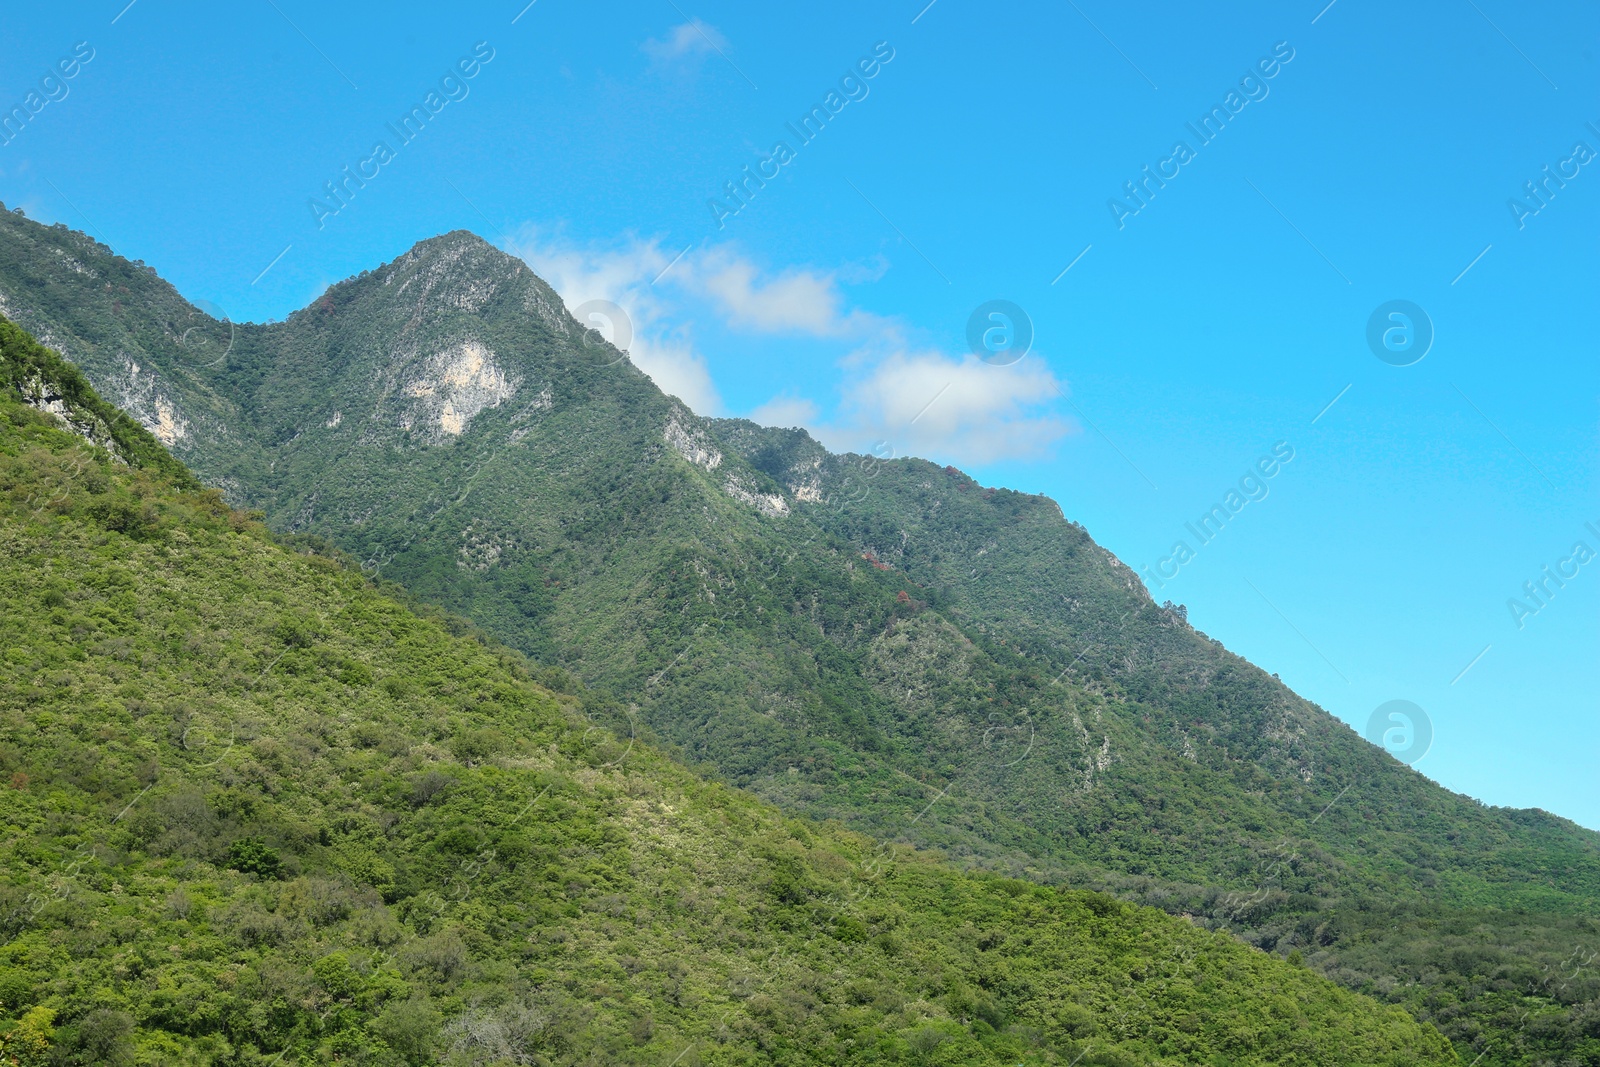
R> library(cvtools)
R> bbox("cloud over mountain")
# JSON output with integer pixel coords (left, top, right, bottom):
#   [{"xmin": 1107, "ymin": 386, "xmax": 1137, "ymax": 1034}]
[{"xmin": 503, "ymin": 228, "xmax": 1069, "ymax": 464}]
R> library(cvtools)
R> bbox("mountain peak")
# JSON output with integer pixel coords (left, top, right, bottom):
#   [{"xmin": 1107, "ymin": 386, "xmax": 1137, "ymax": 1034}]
[
  {"xmin": 300, "ymin": 228, "xmax": 573, "ymax": 345},
  {"xmin": 383, "ymin": 228, "xmax": 524, "ymax": 284},
  {"xmin": 398, "ymin": 227, "xmax": 502, "ymax": 262}
]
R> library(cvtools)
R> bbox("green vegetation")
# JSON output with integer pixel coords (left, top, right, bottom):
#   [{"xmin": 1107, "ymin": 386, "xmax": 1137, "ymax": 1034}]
[
  {"xmin": 0, "ymin": 317, "xmax": 196, "ymax": 488},
  {"xmin": 2, "ymin": 208, "xmax": 1597, "ymax": 1063},
  {"xmin": 0, "ymin": 323, "xmax": 1459, "ymax": 1064}
]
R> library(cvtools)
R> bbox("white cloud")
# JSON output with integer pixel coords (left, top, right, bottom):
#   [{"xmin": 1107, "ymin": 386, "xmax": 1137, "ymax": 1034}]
[
  {"xmin": 747, "ymin": 393, "xmax": 820, "ymax": 429},
  {"xmin": 811, "ymin": 349, "xmax": 1071, "ymax": 465},
  {"xmin": 500, "ymin": 228, "xmax": 1071, "ymax": 465},
  {"xmin": 504, "ymin": 227, "xmax": 724, "ymax": 415},
  {"xmin": 627, "ymin": 330, "xmax": 722, "ymax": 417},
  {"xmin": 692, "ymin": 248, "xmax": 881, "ymax": 337},
  {"xmin": 642, "ymin": 19, "xmax": 728, "ymax": 63}
]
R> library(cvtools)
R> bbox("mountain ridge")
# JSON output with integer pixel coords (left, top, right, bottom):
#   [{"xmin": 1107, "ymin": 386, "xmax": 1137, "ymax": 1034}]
[
  {"xmin": 3, "ymin": 205, "xmax": 1598, "ymax": 1063},
  {"xmin": 2, "ymin": 211, "xmax": 1594, "ymax": 891},
  {"xmin": 0, "ymin": 309, "xmax": 1460, "ymax": 1065}
]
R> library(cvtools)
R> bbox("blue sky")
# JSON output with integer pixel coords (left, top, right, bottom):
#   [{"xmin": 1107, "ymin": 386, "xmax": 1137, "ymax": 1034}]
[{"xmin": 3, "ymin": 0, "xmax": 1596, "ymax": 828}]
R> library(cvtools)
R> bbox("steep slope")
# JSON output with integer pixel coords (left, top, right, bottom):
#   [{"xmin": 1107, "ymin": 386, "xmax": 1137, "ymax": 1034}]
[
  {"xmin": 2, "ymin": 210, "xmax": 1597, "ymax": 1064},
  {"xmin": 2, "ymin": 212, "xmax": 1593, "ymax": 906},
  {"xmin": 0, "ymin": 317, "xmax": 196, "ymax": 488},
  {"xmin": 0, "ymin": 318, "xmax": 1461, "ymax": 1066},
  {"xmin": 0, "ymin": 211, "xmax": 250, "ymax": 484},
  {"xmin": 713, "ymin": 418, "xmax": 1600, "ymax": 905}
]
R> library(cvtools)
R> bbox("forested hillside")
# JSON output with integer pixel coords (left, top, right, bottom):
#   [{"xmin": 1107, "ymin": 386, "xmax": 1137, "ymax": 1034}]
[
  {"xmin": 0, "ymin": 315, "xmax": 1465, "ymax": 1065},
  {"xmin": 2, "ymin": 207, "xmax": 1597, "ymax": 1064}
]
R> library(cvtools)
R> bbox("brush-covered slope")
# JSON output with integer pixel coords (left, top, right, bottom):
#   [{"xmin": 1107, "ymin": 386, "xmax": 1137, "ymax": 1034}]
[
  {"xmin": 0, "ymin": 318, "xmax": 1460, "ymax": 1066},
  {"xmin": 2, "ymin": 211, "xmax": 1597, "ymax": 1064},
  {"xmin": 1, "ymin": 213, "xmax": 1593, "ymax": 910},
  {"xmin": 713, "ymin": 417, "xmax": 1600, "ymax": 904}
]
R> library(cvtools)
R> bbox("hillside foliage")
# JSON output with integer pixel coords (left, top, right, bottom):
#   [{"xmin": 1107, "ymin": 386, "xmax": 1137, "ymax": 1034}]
[
  {"xmin": 0, "ymin": 330, "xmax": 1467, "ymax": 1065},
  {"xmin": 1, "ymin": 211, "xmax": 1597, "ymax": 1064}
]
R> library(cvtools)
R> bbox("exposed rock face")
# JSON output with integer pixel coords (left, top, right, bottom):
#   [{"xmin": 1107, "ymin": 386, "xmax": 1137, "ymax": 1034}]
[
  {"xmin": 13, "ymin": 368, "xmax": 119, "ymax": 455},
  {"xmin": 786, "ymin": 456, "xmax": 825, "ymax": 502},
  {"xmin": 397, "ymin": 340, "xmax": 519, "ymax": 439},
  {"xmin": 723, "ymin": 473, "xmax": 789, "ymax": 517},
  {"xmin": 661, "ymin": 410, "xmax": 796, "ymax": 516},
  {"xmin": 104, "ymin": 356, "xmax": 189, "ymax": 446},
  {"xmin": 663, "ymin": 413, "xmax": 722, "ymax": 471}
]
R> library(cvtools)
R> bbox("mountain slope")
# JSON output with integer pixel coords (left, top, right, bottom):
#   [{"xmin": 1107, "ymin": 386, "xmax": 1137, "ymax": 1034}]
[
  {"xmin": 1, "ymin": 209, "xmax": 1597, "ymax": 1064},
  {"xmin": 715, "ymin": 417, "xmax": 1600, "ymax": 902},
  {"xmin": 2, "ymin": 212, "xmax": 1592, "ymax": 908},
  {"xmin": 0, "ymin": 316, "xmax": 1460, "ymax": 1065}
]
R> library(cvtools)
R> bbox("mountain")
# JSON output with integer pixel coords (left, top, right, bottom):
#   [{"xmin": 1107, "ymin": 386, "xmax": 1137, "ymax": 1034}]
[
  {"xmin": 2, "ymin": 205, "xmax": 1597, "ymax": 1064},
  {"xmin": 0, "ymin": 314, "xmax": 1462, "ymax": 1065}
]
